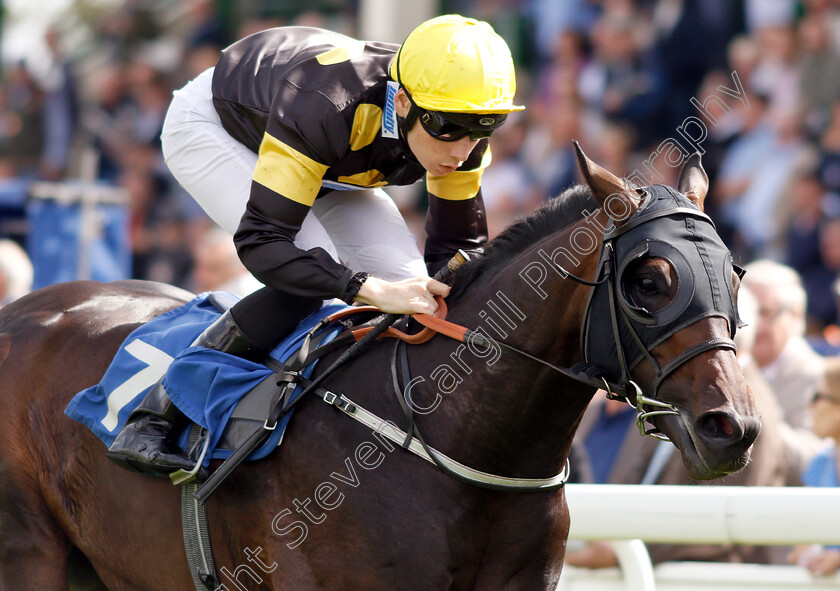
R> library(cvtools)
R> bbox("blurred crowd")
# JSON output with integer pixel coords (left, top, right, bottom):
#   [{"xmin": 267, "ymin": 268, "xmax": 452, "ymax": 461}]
[
  {"xmin": 0, "ymin": 0, "xmax": 290, "ymax": 304},
  {"xmin": 2, "ymin": 0, "xmax": 840, "ymax": 573},
  {"xmin": 568, "ymin": 258, "xmax": 840, "ymax": 573},
  {"xmin": 4, "ymin": 0, "xmax": 840, "ymax": 331}
]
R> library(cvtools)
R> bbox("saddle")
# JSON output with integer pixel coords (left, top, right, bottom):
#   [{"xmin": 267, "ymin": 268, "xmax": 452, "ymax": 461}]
[
  {"xmin": 64, "ymin": 292, "xmax": 386, "ymax": 472},
  {"xmin": 65, "ymin": 291, "xmax": 414, "ymax": 591},
  {"xmin": 193, "ymin": 293, "xmax": 383, "ymax": 461}
]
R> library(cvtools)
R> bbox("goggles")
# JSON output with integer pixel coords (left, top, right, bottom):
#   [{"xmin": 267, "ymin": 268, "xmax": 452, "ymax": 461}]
[
  {"xmin": 405, "ymin": 87, "xmax": 506, "ymax": 142},
  {"xmin": 418, "ymin": 108, "xmax": 506, "ymax": 142}
]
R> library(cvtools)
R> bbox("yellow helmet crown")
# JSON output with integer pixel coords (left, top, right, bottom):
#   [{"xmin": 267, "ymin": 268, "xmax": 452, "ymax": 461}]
[{"xmin": 390, "ymin": 15, "xmax": 524, "ymax": 114}]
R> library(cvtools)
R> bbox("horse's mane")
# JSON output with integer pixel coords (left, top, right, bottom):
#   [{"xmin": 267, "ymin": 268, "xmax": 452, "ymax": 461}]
[{"xmin": 449, "ymin": 184, "xmax": 596, "ymax": 298}]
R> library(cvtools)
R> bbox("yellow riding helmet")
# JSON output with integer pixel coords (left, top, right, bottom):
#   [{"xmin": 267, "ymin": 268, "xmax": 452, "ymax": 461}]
[{"xmin": 390, "ymin": 15, "xmax": 524, "ymax": 114}]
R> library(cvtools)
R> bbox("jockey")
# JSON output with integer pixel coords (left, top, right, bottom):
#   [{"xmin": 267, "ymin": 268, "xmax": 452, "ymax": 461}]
[{"xmin": 106, "ymin": 15, "xmax": 524, "ymax": 474}]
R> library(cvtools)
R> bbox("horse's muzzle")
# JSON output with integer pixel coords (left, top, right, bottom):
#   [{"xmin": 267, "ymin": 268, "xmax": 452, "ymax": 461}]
[
  {"xmin": 696, "ymin": 409, "xmax": 760, "ymax": 456},
  {"xmin": 661, "ymin": 407, "xmax": 761, "ymax": 480}
]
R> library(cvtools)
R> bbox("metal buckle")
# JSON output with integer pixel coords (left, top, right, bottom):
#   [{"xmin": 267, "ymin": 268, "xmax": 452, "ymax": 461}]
[
  {"xmin": 277, "ymin": 370, "xmax": 299, "ymax": 385},
  {"xmin": 323, "ymin": 390, "xmax": 337, "ymax": 405}
]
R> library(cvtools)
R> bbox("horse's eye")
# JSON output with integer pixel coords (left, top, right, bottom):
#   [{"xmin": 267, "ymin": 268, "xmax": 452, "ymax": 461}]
[{"xmin": 636, "ymin": 277, "xmax": 658, "ymax": 295}]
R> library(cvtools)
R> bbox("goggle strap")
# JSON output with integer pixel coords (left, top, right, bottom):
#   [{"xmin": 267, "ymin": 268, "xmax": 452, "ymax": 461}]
[{"xmin": 400, "ymin": 102, "xmax": 420, "ymax": 139}]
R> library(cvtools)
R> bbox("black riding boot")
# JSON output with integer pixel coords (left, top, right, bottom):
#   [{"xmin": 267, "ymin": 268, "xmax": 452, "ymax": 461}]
[{"xmin": 106, "ymin": 310, "xmax": 258, "ymax": 474}]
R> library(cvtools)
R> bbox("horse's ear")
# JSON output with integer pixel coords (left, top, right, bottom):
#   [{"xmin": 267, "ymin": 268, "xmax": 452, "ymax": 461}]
[
  {"xmin": 677, "ymin": 152, "xmax": 708, "ymax": 210},
  {"xmin": 573, "ymin": 140, "xmax": 639, "ymax": 220}
]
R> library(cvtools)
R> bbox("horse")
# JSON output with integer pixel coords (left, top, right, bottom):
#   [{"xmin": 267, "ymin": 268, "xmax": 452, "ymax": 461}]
[{"xmin": 0, "ymin": 145, "xmax": 759, "ymax": 590}]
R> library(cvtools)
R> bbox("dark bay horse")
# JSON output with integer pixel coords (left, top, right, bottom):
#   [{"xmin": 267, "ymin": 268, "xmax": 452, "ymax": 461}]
[{"xmin": 0, "ymin": 147, "xmax": 758, "ymax": 590}]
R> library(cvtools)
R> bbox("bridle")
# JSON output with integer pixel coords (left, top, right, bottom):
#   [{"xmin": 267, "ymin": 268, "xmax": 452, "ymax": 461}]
[
  {"xmin": 559, "ymin": 184, "xmax": 741, "ymax": 438},
  {"xmin": 201, "ymin": 184, "xmax": 744, "ymax": 495},
  {"xmin": 393, "ymin": 184, "xmax": 743, "ymax": 470}
]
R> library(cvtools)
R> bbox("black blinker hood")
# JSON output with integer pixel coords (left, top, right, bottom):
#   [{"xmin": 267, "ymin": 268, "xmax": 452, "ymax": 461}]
[{"xmin": 581, "ymin": 185, "xmax": 741, "ymax": 379}]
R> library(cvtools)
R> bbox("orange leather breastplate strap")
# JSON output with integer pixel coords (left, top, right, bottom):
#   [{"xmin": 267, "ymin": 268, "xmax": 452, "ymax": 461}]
[
  {"xmin": 341, "ymin": 297, "xmax": 467, "ymax": 345},
  {"xmin": 324, "ymin": 305, "xmax": 381, "ymax": 322}
]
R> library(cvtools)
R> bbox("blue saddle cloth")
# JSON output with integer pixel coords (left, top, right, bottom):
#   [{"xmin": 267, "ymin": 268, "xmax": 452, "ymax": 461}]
[{"xmin": 65, "ymin": 292, "xmax": 348, "ymax": 465}]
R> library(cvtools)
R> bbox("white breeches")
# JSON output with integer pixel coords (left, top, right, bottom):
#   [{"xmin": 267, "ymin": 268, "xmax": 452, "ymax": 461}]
[{"xmin": 160, "ymin": 68, "xmax": 427, "ymax": 281}]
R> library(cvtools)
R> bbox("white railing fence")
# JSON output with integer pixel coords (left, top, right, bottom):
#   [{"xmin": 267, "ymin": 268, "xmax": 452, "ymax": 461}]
[{"xmin": 556, "ymin": 485, "xmax": 840, "ymax": 591}]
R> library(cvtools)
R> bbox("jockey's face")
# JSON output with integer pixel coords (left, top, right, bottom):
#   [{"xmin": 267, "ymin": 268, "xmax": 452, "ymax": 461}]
[{"xmin": 394, "ymin": 88, "xmax": 481, "ymax": 177}]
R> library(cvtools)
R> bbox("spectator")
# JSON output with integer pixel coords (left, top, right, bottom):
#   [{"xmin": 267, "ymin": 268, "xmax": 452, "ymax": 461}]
[
  {"xmin": 595, "ymin": 121, "xmax": 639, "ymax": 182},
  {"xmin": 0, "ymin": 239, "xmax": 33, "ymax": 307},
  {"xmin": 817, "ymin": 100, "xmax": 840, "ymax": 196},
  {"xmin": 535, "ymin": 28, "xmax": 589, "ymax": 104},
  {"xmin": 802, "ymin": 0, "xmax": 840, "ymax": 53},
  {"xmin": 578, "ymin": 11, "xmax": 669, "ymax": 150},
  {"xmin": 191, "ymin": 226, "xmax": 262, "ymax": 297},
  {"xmin": 123, "ymin": 162, "xmax": 191, "ymax": 287},
  {"xmin": 783, "ymin": 170, "xmax": 840, "ymax": 329},
  {"xmin": 39, "ymin": 26, "xmax": 79, "ymax": 181},
  {"xmin": 750, "ymin": 24, "xmax": 800, "ymax": 120},
  {"xmin": 184, "ymin": 0, "xmax": 228, "ymax": 53},
  {"xmin": 711, "ymin": 91, "xmax": 774, "ymax": 246},
  {"xmin": 95, "ymin": 0, "xmax": 162, "ymax": 63},
  {"xmin": 481, "ymin": 112, "xmax": 541, "ymax": 237},
  {"xmin": 745, "ymin": 0, "xmax": 797, "ymax": 34},
  {"xmin": 718, "ymin": 104, "xmax": 810, "ymax": 260},
  {"xmin": 727, "ymin": 35, "xmax": 762, "ymax": 99},
  {"xmin": 124, "ymin": 61, "xmax": 170, "ymax": 152},
  {"xmin": 4, "ymin": 61, "xmax": 44, "ymax": 176},
  {"xmin": 523, "ymin": 82, "xmax": 587, "ymax": 201},
  {"xmin": 798, "ymin": 13, "xmax": 840, "ymax": 140},
  {"xmin": 743, "ymin": 259, "xmax": 825, "ymax": 484},
  {"xmin": 788, "ymin": 355, "xmax": 840, "ymax": 577},
  {"xmin": 82, "ymin": 64, "xmax": 135, "ymax": 183},
  {"xmin": 815, "ymin": 216, "xmax": 840, "ymax": 327},
  {"xmin": 649, "ymin": 0, "xmax": 739, "ymax": 134},
  {"xmin": 527, "ymin": 0, "xmax": 600, "ymax": 67}
]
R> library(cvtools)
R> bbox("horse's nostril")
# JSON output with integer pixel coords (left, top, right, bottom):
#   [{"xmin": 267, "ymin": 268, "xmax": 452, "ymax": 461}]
[{"xmin": 699, "ymin": 412, "xmax": 737, "ymax": 440}]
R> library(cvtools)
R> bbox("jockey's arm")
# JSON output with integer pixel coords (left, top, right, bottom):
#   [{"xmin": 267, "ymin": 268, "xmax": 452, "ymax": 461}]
[
  {"xmin": 235, "ymin": 190, "xmax": 449, "ymax": 313},
  {"xmin": 423, "ymin": 139, "xmax": 490, "ymax": 275}
]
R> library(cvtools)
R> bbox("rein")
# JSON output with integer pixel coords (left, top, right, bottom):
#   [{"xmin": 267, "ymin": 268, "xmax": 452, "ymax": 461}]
[
  {"xmin": 195, "ymin": 195, "xmax": 740, "ymax": 499},
  {"xmin": 395, "ymin": 193, "xmax": 738, "ymax": 445},
  {"xmin": 297, "ymin": 195, "xmax": 741, "ymax": 491},
  {"xmin": 410, "ymin": 299, "xmax": 607, "ymax": 389}
]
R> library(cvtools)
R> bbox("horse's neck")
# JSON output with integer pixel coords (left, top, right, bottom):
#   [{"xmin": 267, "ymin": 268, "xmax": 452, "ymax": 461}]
[{"xmin": 422, "ymin": 218, "xmax": 601, "ymax": 476}]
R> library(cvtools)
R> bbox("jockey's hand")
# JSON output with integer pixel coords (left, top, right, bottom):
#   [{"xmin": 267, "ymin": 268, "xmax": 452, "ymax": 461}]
[{"xmin": 354, "ymin": 275, "xmax": 450, "ymax": 315}]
